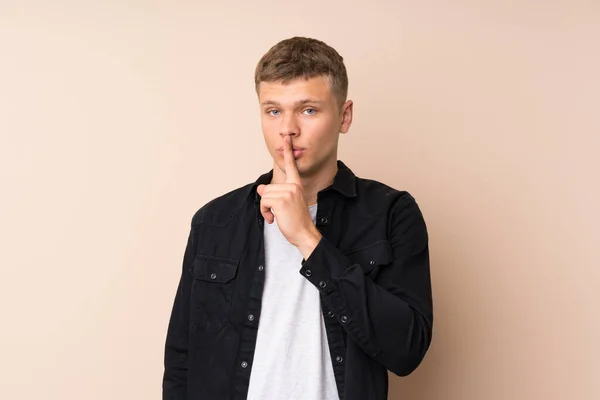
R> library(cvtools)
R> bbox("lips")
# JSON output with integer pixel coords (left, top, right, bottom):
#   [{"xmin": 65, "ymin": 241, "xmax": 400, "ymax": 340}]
[
  {"xmin": 277, "ymin": 147, "xmax": 305, "ymax": 158},
  {"xmin": 277, "ymin": 147, "xmax": 305, "ymax": 152}
]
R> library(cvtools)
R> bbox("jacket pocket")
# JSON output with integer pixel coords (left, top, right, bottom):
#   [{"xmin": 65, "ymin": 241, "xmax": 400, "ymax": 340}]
[
  {"xmin": 189, "ymin": 254, "xmax": 239, "ymax": 331},
  {"xmin": 344, "ymin": 240, "xmax": 394, "ymax": 277}
]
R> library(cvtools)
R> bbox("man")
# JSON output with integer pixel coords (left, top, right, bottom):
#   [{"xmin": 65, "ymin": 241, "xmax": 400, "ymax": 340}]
[{"xmin": 163, "ymin": 37, "xmax": 433, "ymax": 400}]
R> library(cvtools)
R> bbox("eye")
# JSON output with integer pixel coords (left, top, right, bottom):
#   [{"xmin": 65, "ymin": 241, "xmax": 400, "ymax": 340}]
[
  {"xmin": 302, "ymin": 108, "xmax": 317, "ymax": 115},
  {"xmin": 267, "ymin": 109, "xmax": 281, "ymax": 116}
]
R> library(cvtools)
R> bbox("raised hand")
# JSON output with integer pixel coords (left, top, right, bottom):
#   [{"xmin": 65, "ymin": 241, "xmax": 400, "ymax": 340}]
[{"xmin": 256, "ymin": 136, "xmax": 322, "ymax": 255}]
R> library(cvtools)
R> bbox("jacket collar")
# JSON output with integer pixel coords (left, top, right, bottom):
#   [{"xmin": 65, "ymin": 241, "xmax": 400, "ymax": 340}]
[{"xmin": 249, "ymin": 160, "xmax": 357, "ymax": 203}]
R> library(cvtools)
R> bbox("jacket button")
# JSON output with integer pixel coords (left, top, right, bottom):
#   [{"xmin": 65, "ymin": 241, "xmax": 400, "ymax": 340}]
[
  {"xmin": 241, "ymin": 361, "xmax": 248, "ymax": 368},
  {"xmin": 327, "ymin": 311, "xmax": 335, "ymax": 318},
  {"xmin": 210, "ymin": 273, "xmax": 217, "ymax": 280},
  {"xmin": 336, "ymin": 356, "xmax": 344, "ymax": 363},
  {"xmin": 258, "ymin": 265, "xmax": 264, "ymax": 271},
  {"xmin": 341, "ymin": 315, "xmax": 348, "ymax": 324},
  {"xmin": 320, "ymin": 217, "xmax": 328, "ymax": 224},
  {"xmin": 248, "ymin": 314, "xmax": 255, "ymax": 321},
  {"xmin": 319, "ymin": 281, "xmax": 327, "ymax": 288},
  {"xmin": 305, "ymin": 269, "xmax": 312, "ymax": 277},
  {"xmin": 370, "ymin": 260, "xmax": 376, "ymax": 265}
]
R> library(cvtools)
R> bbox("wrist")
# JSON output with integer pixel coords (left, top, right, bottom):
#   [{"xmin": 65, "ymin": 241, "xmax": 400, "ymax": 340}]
[{"xmin": 298, "ymin": 227, "xmax": 322, "ymax": 261}]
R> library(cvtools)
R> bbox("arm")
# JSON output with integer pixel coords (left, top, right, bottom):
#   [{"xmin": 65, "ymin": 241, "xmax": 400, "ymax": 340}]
[
  {"xmin": 300, "ymin": 194, "xmax": 433, "ymax": 376},
  {"xmin": 162, "ymin": 223, "xmax": 197, "ymax": 399}
]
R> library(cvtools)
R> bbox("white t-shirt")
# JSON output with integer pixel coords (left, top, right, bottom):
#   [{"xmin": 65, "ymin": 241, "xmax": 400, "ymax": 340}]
[{"xmin": 246, "ymin": 203, "xmax": 339, "ymax": 400}]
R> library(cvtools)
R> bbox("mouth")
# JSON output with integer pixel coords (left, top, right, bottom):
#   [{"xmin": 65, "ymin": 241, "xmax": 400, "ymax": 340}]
[{"xmin": 277, "ymin": 148, "xmax": 305, "ymax": 158}]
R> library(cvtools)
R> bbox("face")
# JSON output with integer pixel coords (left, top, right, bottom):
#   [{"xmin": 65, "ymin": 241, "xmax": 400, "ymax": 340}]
[{"xmin": 258, "ymin": 75, "xmax": 353, "ymax": 179}]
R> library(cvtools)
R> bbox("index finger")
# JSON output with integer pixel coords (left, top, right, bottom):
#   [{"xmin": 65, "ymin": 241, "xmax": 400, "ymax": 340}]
[{"xmin": 283, "ymin": 135, "xmax": 302, "ymax": 185}]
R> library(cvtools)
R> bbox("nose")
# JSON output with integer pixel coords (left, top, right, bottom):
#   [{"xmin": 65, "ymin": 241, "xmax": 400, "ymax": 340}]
[{"xmin": 279, "ymin": 113, "xmax": 299, "ymax": 138}]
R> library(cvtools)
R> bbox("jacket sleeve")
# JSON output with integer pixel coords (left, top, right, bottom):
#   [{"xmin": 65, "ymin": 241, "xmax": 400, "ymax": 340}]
[
  {"xmin": 299, "ymin": 193, "xmax": 433, "ymax": 376},
  {"xmin": 162, "ymin": 223, "xmax": 198, "ymax": 399}
]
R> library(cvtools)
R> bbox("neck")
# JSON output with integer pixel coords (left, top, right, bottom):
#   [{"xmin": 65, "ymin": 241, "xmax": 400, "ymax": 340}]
[{"xmin": 270, "ymin": 160, "xmax": 338, "ymax": 206}]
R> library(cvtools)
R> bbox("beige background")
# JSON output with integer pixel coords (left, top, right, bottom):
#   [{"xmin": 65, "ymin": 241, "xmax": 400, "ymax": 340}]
[{"xmin": 1, "ymin": 1, "xmax": 599, "ymax": 399}]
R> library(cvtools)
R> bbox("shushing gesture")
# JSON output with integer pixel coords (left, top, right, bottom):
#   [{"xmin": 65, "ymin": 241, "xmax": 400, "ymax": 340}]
[{"xmin": 256, "ymin": 136, "xmax": 321, "ymax": 255}]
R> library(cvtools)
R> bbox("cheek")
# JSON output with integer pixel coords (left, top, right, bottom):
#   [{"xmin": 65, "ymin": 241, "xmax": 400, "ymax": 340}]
[
  {"xmin": 262, "ymin": 132, "xmax": 280, "ymax": 157},
  {"xmin": 315, "ymin": 113, "xmax": 338, "ymax": 130},
  {"xmin": 307, "ymin": 119, "xmax": 337, "ymax": 143},
  {"xmin": 260, "ymin": 117, "xmax": 270, "ymax": 133}
]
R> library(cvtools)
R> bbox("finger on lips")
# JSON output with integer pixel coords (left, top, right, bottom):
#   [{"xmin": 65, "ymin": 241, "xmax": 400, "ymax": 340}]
[
  {"xmin": 259, "ymin": 136, "xmax": 304, "ymax": 224},
  {"xmin": 284, "ymin": 136, "xmax": 301, "ymax": 185}
]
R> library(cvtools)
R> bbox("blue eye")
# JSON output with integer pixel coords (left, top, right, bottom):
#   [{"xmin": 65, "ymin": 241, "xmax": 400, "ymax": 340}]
[
  {"xmin": 303, "ymin": 108, "xmax": 317, "ymax": 115},
  {"xmin": 268, "ymin": 109, "xmax": 280, "ymax": 116}
]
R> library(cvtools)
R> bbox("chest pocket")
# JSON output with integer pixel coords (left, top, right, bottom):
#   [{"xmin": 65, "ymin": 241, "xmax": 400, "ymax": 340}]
[
  {"xmin": 344, "ymin": 240, "xmax": 394, "ymax": 279},
  {"xmin": 189, "ymin": 254, "xmax": 239, "ymax": 331}
]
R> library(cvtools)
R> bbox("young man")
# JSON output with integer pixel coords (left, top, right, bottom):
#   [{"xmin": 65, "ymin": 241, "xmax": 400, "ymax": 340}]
[{"xmin": 163, "ymin": 37, "xmax": 433, "ymax": 400}]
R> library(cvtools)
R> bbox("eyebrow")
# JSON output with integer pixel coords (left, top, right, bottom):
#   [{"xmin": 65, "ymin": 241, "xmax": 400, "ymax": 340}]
[{"xmin": 260, "ymin": 99, "xmax": 325, "ymax": 107}]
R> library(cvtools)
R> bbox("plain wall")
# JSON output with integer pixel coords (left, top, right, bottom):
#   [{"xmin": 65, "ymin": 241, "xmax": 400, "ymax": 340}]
[{"xmin": 1, "ymin": 1, "xmax": 598, "ymax": 399}]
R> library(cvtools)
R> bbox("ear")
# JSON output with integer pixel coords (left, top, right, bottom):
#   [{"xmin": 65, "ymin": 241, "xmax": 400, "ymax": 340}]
[{"xmin": 339, "ymin": 100, "xmax": 353, "ymax": 134}]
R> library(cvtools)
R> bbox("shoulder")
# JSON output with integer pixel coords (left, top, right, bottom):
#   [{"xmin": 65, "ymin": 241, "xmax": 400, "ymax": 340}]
[
  {"xmin": 190, "ymin": 182, "xmax": 255, "ymax": 227},
  {"xmin": 355, "ymin": 176, "xmax": 419, "ymax": 215},
  {"xmin": 354, "ymin": 176, "xmax": 428, "ymax": 247}
]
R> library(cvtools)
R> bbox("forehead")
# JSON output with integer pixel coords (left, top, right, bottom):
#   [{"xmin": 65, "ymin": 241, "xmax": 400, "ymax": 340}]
[{"xmin": 258, "ymin": 75, "xmax": 335, "ymax": 104}]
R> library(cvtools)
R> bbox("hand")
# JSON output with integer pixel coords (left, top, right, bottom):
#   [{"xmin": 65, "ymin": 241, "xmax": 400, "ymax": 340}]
[{"xmin": 257, "ymin": 136, "xmax": 322, "ymax": 258}]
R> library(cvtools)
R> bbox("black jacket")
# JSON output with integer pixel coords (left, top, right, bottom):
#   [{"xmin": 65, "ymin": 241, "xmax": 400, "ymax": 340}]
[{"xmin": 163, "ymin": 160, "xmax": 433, "ymax": 400}]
